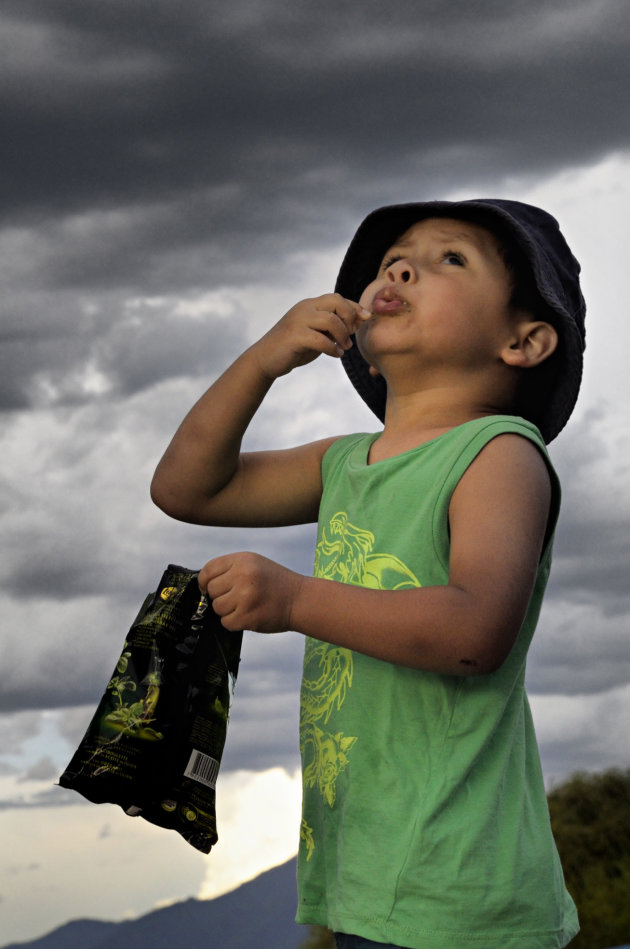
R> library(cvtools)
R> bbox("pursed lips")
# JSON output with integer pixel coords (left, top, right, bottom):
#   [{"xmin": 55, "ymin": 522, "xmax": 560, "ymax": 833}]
[{"xmin": 370, "ymin": 286, "xmax": 409, "ymax": 315}]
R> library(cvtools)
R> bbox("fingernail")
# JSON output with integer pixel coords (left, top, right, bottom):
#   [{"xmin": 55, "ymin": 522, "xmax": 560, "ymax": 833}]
[{"xmin": 360, "ymin": 308, "xmax": 372, "ymax": 318}]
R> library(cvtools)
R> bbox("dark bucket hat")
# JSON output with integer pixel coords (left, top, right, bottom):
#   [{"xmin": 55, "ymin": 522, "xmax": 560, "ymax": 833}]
[{"xmin": 336, "ymin": 198, "xmax": 586, "ymax": 443}]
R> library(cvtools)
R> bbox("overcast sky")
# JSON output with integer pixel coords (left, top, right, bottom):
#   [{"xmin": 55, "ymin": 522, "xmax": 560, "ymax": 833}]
[{"xmin": 2, "ymin": 0, "xmax": 630, "ymax": 944}]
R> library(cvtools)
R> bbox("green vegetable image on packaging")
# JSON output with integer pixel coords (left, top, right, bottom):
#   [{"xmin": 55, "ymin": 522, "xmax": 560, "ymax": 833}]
[{"xmin": 59, "ymin": 565, "xmax": 243, "ymax": 853}]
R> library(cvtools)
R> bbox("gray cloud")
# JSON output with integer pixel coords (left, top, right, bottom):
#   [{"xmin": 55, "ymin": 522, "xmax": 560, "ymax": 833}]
[
  {"xmin": 0, "ymin": 711, "xmax": 43, "ymax": 755},
  {"xmin": 545, "ymin": 411, "xmax": 630, "ymax": 607},
  {"xmin": 519, "ymin": 408, "xmax": 630, "ymax": 696},
  {"xmin": 220, "ymin": 632, "xmax": 303, "ymax": 772},
  {"xmin": 532, "ymin": 684, "xmax": 630, "ymax": 785},
  {"xmin": 17, "ymin": 755, "xmax": 59, "ymax": 783},
  {"xmin": 0, "ymin": 785, "xmax": 82, "ymax": 810}
]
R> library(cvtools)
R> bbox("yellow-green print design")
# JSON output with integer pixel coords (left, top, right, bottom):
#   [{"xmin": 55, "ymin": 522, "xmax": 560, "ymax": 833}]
[{"xmin": 300, "ymin": 512, "xmax": 420, "ymax": 859}]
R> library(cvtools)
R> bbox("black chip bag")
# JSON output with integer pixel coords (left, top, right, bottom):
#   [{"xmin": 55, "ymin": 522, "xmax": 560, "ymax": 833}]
[{"xmin": 59, "ymin": 564, "xmax": 242, "ymax": 853}]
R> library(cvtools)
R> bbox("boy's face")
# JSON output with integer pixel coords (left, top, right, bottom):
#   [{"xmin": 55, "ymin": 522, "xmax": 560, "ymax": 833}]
[{"xmin": 355, "ymin": 217, "xmax": 518, "ymax": 379}]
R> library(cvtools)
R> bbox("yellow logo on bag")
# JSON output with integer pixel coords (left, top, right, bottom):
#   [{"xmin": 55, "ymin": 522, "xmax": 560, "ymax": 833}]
[{"xmin": 160, "ymin": 586, "xmax": 177, "ymax": 601}]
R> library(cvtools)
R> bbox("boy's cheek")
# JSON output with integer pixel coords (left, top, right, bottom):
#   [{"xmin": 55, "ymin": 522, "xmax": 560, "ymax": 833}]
[{"xmin": 354, "ymin": 326, "xmax": 375, "ymax": 365}]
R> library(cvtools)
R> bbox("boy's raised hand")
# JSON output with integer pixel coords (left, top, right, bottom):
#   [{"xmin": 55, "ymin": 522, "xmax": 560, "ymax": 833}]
[
  {"xmin": 252, "ymin": 293, "xmax": 371, "ymax": 380},
  {"xmin": 199, "ymin": 552, "xmax": 304, "ymax": 633},
  {"xmin": 151, "ymin": 293, "xmax": 369, "ymax": 531}
]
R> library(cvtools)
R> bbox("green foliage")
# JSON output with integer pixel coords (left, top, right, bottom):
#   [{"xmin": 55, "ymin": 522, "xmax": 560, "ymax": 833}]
[
  {"xmin": 548, "ymin": 767, "xmax": 630, "ymax": 949},
  {"xmin": 298, "ymin": 925, "xmax": 336, "ymax": 948}
]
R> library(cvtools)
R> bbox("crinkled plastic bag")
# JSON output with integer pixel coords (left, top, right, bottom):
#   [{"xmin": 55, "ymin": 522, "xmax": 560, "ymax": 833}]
[{"xmin": 59, "ymin": 564, "xmax": 242, "ymax": 853}]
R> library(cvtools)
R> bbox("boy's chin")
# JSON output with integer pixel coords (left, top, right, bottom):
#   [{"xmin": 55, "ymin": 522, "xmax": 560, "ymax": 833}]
[{"xmin": 354, "ymin": 333, "xmax": 381, "ymax": 377}]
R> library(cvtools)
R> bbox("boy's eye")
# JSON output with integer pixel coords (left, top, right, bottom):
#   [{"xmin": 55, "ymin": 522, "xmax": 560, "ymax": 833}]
[
  {"xmin": 379, "ymin": 250, "xmax": 466, "ymax": 272},
  {"xmin": 379, "ymin": 254, "xmax": 403, "ymax": 272},
  {"xmin": 442, "ymin": 250, "xmax": 466, "ymax": 266}
]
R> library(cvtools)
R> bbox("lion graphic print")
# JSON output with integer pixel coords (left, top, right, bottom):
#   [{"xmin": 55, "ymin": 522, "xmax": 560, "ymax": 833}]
[{"xmin": 299, "ymin": 511, "xmax": 421, "ymax": 859}]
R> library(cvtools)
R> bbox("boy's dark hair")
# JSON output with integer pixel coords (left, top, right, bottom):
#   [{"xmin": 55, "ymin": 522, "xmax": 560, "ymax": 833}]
[{"xmin": 336, "ymin": 199, "xmax": 586, "ymax": 443}]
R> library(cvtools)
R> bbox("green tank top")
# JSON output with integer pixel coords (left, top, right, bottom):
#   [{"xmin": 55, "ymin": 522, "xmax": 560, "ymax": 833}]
[{"xmin": 296, "ymin": 416, "xmax": 578, "ymax": 948}]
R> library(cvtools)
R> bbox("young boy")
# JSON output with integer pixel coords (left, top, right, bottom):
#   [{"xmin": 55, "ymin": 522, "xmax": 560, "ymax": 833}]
[{"xmin": 151, "ymin": 198, "xmax": 586, "ymax": 948}]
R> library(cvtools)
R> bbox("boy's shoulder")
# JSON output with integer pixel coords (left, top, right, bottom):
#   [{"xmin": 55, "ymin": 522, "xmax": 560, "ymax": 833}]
[{"xmin": 440, "ymin": 416, "xmax": 557, "ymax": 503}]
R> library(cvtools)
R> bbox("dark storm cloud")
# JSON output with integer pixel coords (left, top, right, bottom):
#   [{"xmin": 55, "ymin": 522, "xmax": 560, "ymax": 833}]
[
  {"xmin": 2, "ymin": 0, "xmax": 630, "ymax": 412},
  {"xmin": 2, "ymin": 0, "xmax": 630, "ymax": 230}
]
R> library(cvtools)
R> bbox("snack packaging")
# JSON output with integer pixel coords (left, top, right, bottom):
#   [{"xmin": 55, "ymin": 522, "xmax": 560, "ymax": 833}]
[{"xmin": 59, "ymin": 564, "xmax": 242, "ymax": 853}]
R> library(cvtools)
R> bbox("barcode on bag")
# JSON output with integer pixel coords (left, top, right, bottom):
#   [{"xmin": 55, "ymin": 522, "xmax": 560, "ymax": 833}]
[{"xmin": 184, "ymin": 750, "xmax": 220, "ymax": 789}]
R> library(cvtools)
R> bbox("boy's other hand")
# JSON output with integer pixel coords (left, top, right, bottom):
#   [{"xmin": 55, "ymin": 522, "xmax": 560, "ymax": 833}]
[
  {"xmin": 252, "ymin": 293, "xmax": 371, "ymax": 380},
  {"xmin": 199, "ymin": 551, "xmax": 304, "ymax": 633}
]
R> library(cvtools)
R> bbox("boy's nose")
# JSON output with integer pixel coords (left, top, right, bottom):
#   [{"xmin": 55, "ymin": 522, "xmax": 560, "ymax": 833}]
[{"xmin": 386, "ymin": 258, "xmax": 414, "ymax": 283}]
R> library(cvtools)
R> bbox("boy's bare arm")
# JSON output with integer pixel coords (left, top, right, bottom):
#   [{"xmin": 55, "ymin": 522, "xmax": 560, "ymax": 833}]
[
  {"xmin": 150, "ymin": 294, "xmax": 370, "ymax": 526},
  {"xmin": 199, "ymin": 435, "xmax": 552, "ymax": 675}
]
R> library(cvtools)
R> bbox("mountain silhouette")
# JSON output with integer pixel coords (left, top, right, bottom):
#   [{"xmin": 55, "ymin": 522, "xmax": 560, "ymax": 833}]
[{"xmin": 1, "ymin": 857, "xmax": 305, "ymax": 949}]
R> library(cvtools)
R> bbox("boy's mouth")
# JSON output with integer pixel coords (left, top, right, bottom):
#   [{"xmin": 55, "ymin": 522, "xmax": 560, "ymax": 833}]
[{"xmin": 370, "ymin": 286, "xmax": 408, "ymax": 315}]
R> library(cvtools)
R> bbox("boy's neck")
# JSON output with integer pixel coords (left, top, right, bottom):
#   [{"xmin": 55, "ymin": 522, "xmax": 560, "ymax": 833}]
[{"xmin": 369, "ymin": 384, "xmax": 512, "ymax": 463}]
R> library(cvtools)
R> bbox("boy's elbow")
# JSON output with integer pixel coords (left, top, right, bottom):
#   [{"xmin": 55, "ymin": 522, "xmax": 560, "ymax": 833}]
[
  {"xmin": 150, "ymin": 477, "xmax": 165, "ymax": 511},
  {"xmin": 454, "ymin": 616, "xmax": 520, "ymax": 676},
  {"xmin": 455, "ymin": 651, "xmax": 507, "ymax": 677},
  {"xmin": 478, "ymin": 633, "xmax": 521, "ymax": 675},
  {"xmin": 150, "ymin": 478, "xmax": 172, "ymax": 516},
  {"xmin": 455, "ymin": 654, "xmax": 502, "ymax": 676},
  {"xmin": 150, "ymin": 473, "xmax": 185, "ymax": 520},
  {"xmin": 150, "ymin": 472, "xmax": 224, "ymax": 526}
]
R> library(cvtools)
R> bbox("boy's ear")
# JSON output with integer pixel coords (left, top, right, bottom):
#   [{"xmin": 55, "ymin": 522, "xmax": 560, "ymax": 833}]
[{"xmin": 501, "ymin": 320, "xmax": 558, "ymax": 369}]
